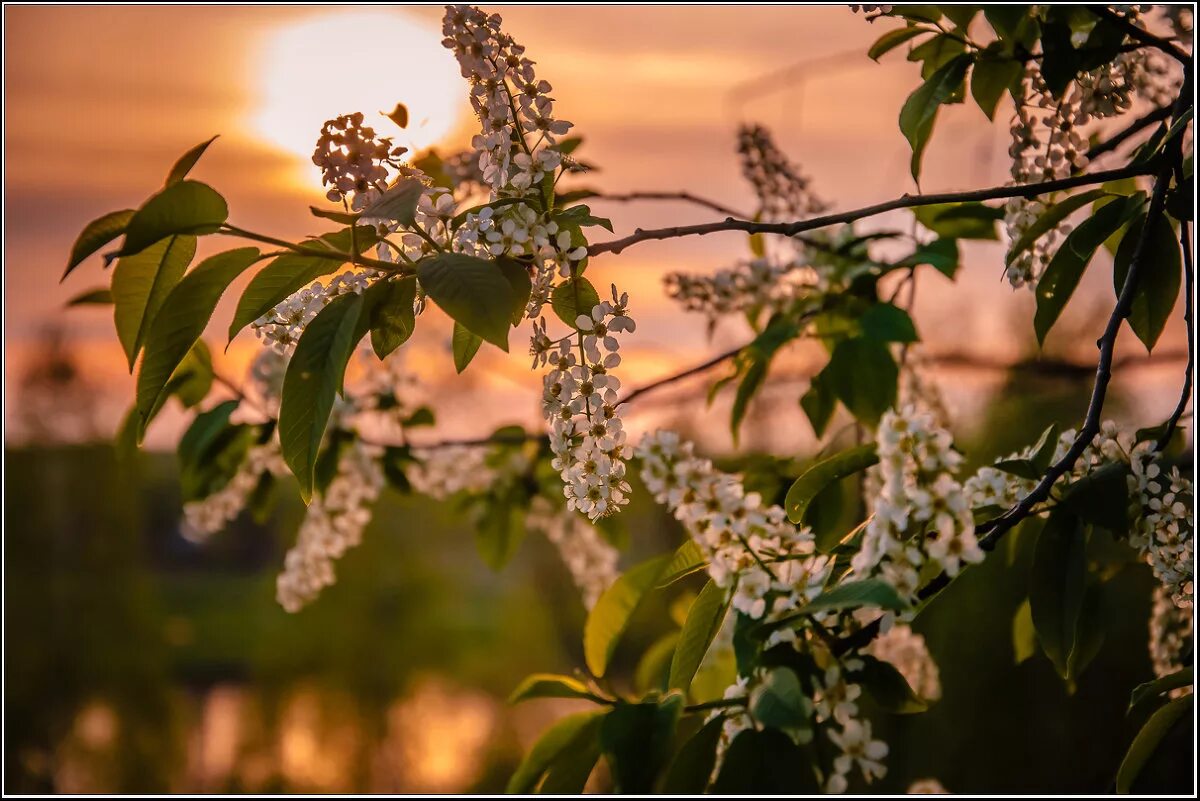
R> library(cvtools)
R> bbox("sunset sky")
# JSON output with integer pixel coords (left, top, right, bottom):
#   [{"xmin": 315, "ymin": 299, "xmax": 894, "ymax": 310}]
[{"xmin": 3, "ymin": 4, "xmax": 1186, "ymax": 448}]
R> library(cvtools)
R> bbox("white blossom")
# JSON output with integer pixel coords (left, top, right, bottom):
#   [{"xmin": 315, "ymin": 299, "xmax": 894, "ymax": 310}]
[
  {"xmin": 181, "ymin": 440, "xmax": 286, "ymax": 542},
  {"xmin": 867, "ymin": 623, "xmax": 942, "ymax": 702}
]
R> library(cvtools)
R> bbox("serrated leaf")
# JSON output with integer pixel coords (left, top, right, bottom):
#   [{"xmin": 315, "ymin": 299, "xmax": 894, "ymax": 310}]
[
  {"xmin": 165, "ymin": 135, "xmax": 218, "ymax": 186},
  {"xmin": 550, "ymin": 277, "xmax": 601, "ymax": 329},
  {"xmin": 359, "ymin": 178, "xmax": 423, "ymax": 225},
  {"xmin": 112, "ymin": 235, "xmax": 197, "ymax": 370},
  {"xmin": 1006, "ymin": 189, "xmax": 1113, "ymax": 266},
  {"xmin": 657, "ymin": 540, "xmax": 708, "ymax": 587},
  {"xmin": 1116, "ymin": 694, "xmax": 1193, "ymax": 793},
  {"xmin": 278, "ymin": 292, "xmax": 366, "ymax": 501},
  {"xmin": 584, "ymin": 554, "xmax": 671, "ymax": 677},
  {"xmin": 661, "ymin": 715, "xmax": 723, "ymax": 794},
  {"xmin": 507, "ymin": 673, "xmax": 596, "ymax": 704},
  {"xmin": 63, "ymin": 209, "xmax": 135, "ymax": 279},
  {"xmin": 1035, "ymin": 194, "xmax": 1145, "ymax": 344},
  {"xmin": 417, "ymin": 252, "xmax": 513, "ymax": 350},
  {"xmin": 135, "ymin": 248, "xmax": 260, "ymax": 435},
  {"xmin": 785, "ymin": 443, "xmax": 879, "ymax": 524},
  {"xmin": 825, "ymin": 337, "xmax": 898, "ymax": 427},
  {"xmin": 1114, "ymin": 212, "xmax": 1182, "ymax": 352},
  {"xmin": 507, "ymin": 711, "xmax": 605, "ymax": 794},
  {"xmin": 66, "ymin": 288, "xmax": 113, "ymax": 306},
  {"xmin": 452, "ymin": 321, "xmax": 483, "ymax": 373},
  {"xmin": 669, "ymin": 580, "xmax": 729, "ymax": 694},
  {"xmin": 365, "ymin": 276, "xmax": 417, "ymax": 358},
  {"xmin": 600, "ymin": 694, "xmax": 684, "ymax": 794},
  {"xmin": 868, "ymin": 25, "xmax": 930, "ymax": 60},
  {"xmin": 120, "ymin": 180, "xmax": 228, "ymax": 256},
  {"xmin": 899, "ymin": 54, "xmax": 972, "ymax": 181}
]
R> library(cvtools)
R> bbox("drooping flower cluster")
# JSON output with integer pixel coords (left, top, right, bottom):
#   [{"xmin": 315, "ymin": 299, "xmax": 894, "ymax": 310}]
[
  {"xmin": 814, "ymin": 657, "xmax": 889, "ymax": 794},
  {"xmin": 1128, "ymin": 445, "xmax": 1194, "ymax": 608},
  {"xmin": 276, "ymin": 438, "xmax": 385, "ymax": 613},
  {"xmin": 737, "ymin": 124, "xmax": 827, "ymax": 222},
  {"xmin": 407, "ymin": 445, "xmax": 495, "ymax": 499},
  {"xmin": 854, "ymin": 405, "xmax": 983, "ymax": 602},
  {"xmin": 252, "ymin": 270, "xmax": 381, "ymax": 354},
  {"xmin": 181, "ymin": 440, "xmax": 287, "ymax": 542},
  {"xmin": 636, "ymin": 430, "xmax": 832, "ymax": 627},
  {"xmin": 663, "ymin": 257, "xmax": 809, "ymax": 324},
  {"xmin": 866, "ymin": 623, "xmax": 942, "ymax": 702},
  {"xmin": 313, "ymin": 112, "xmax": 406, "ymax": 207},
  {"xmin": 541, "ymin": 288, "xmax": 635, "ymax": 521},
  {"xmin": 1148, "ymin": 585, "xmax": 1193, "ymax": 693},
  {"xmin": 526, "ymin": 496, "xmax": 619, "ymax": 608}
]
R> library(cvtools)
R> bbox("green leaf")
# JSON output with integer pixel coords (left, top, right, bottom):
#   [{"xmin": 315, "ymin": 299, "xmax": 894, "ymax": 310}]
[
  {"xmin": 359, "ymin": 178, "xmax": 424, "ymax": 225},
  {"xmin": 657, "ymin": 540, "xmax": 708, "ymax": 587},
  {"xmin": 508, "ymin": 673, "xmax": 597, "ymax": 704},
  {"xmin": 1113, "ymin": 212, "xmax": 1182, "ymax": 352},
  {"xmin": 66, "ymin": 288, "xmax": 113, "ymax": 306},
  {"xmin": 661, "ymin": 715, "xmax": 724, "ymax": 794},
  {"xmin": 1129, "ymin": 668, "xmax": 1194, "ymax": 713},
  {"xmin": 507, "ymin": 711, "xmax": 605, "ymax": 794},
  {"xmin": 135, "ymin": 248, "xmax": 260, "ymax": 434},
  {"xmin": 942, "ymin": 5, "xmax": 978, "ymax": 29},
  {"xmin": 868, "ymin": 25, "xmax": 930, "ymax": 60},
  {"xmin": 825, "ymin": 337, "xmax": 898, "ymax": 427},
  {"xmin": 669, "ymin": 580, "xmax": 729, "ymax": 694},
  {"xmin": 452, "ymin": 321, "xmax": 483, "ymax": 373},
  {"xmin": 497, "ymin": 257, "xmax": 533, "ymax": 325},
  {"xmin": 538, "ymin": 734, "xmax": 601, "ymax": 794},
  {"xmin": 971, "ymin": 55, "xmax": 1022, "ymax": 120},
  {"xmin": 165, "ymin": 135, "xmax": 218, "ymax": 186},
  {"xmin": 1012, "ymin": 597, "xmax": 1037, "ymax": 664},
  {"xmin": 64, "ymin": 209, "xmax": 135, "ymax": 279},
  {"xmin": 851, "ymin": 654, "xmax": 929, "ymax": 712},
  {"xmin": 1029, "ymin": 510, "xmax": 1086, "ymax": 678},
  {"xmin": 800, "ymin": 578, "xmax": 906, "ymax": 616},
  {"xmin": 417, "ymin": 253, "xmax": 513, "ymax": 350},
  {"xmin": 120, "ymin": 180, "xmax": 228, "ymax": 256},
  {"xmin": 179, "ymin": 418, "xmax": 257, "ymax": 503},
  {"xmin": 1006, "ymin": 189, "xmax": 1113, "ymax": 267},
  {"xmin": 908, "ymin": 32, "xmax": 966, "ymax": 79},
  {"xmin": 365, "ymin": 276, "xmax": 417, "ymax": 358},
  {"xmin": 711, "ymin": 728, "xmax": 818, "ymax": 794},
  {"xmin": 278, "ymin": 292, "xmax": 366, "ymax": 501},
  {"xmin": 749, "ymin": 667, "xmax": 813, "ymax": 730},
  {"xmin": 1029, "ymin": 422, "xmax": 1061, "ymax": 474},
  {"xmin": 584, "ymin": 554, "xmax": 671, "ymax": 677},
  {"xmin": 906, "ymin": 237, "xmax": 959, "ymax": 277},
  {"xmin": 1035, "ymin": 194, "xmax": 1145, "ymax": 344},
  {"xmin": 600, "ymin": 694, "xmax": 684, "ymax": 794},
  {"xmin": 112, "ymin": 235, "xmax": 197, "ymax": 370},
  {"xmin": 913, "ymin": 201, "xmax": 1003, "ymax": 239},
  {"xmin": 166, "ymin": 339, "xmax": 213, "ymax": 410},
  {"xmin": 800, "ymin": 369, "xmax": 837, "ymax": 438},
  {"xmin": 785, "ymin": 443, "xmax": 879, "ymax": 524},
  {"xmin": 551, "ymin": 277, "xmax": 601, "ymax": 329},
  {"xmin": 309, "ymin": 206, "xmax": 360, "ymax": 225},
  {"xmin": 1059, "ymin": 461, "xmax": 1131, "ymax": 533},
  {"xmin": 635, "ymin": 633, "xmax": 680, "ymax": 693},
  {"xmin": 1116, "ymin": 695, "xmax": 1193, "ymax": 793},
  {"xmin": 228, "ymin": 253, "xmax": 341, "ymax": 342},
  {"xmin": 859, "ymin": 302, "xmax": 919, "ymax": 342},
  {"xmin": 898, "ymin": 54, "xmax": 973, "ymax": 181},
  {"xmin": 984, "ymin": 6, "xmax": 1033, "ymax": 41}
]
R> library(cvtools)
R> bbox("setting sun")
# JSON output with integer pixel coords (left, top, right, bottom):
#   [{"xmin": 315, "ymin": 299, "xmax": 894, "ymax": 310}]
[{"xmin": 252, "ymin": 9, "xmax": 467, "ymax": 188}]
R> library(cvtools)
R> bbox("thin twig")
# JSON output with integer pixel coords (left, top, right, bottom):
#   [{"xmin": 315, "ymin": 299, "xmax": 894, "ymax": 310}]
[
  {"xmin": 587, "ymin": 163, "xmax": 1161, "ymax": 256},
  {"xmin": 1086, "ymin": 104, "xmax": 1172, "ymax": 161},
  {"xmin": 1087, "ymin": 5, "xmax": 1192, "ymax": 63},
  {"xmin": 594, "ymin": 190, "xmax": 748, "ymax": 219},
  {"xmin": 1157, "ymin": 216, "xmax": 1194, "ymax": 451}
]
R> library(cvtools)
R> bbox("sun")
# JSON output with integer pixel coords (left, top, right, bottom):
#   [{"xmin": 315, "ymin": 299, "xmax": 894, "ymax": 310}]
[{"xmin": 253, "ymin": 10, "xmax": 467, "ymax": 189}]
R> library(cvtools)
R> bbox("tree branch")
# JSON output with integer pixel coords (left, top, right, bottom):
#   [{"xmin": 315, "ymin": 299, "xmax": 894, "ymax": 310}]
[
  {"xmin": 1085, "ymin": 104, "xmax": 1172, "ymax": 161},
  {"xmin": 587, "ymin": 163, "xmax": 1161, "ymax": 256},
  {"xmin": 594, "ymin": 190, "xmax": 748, "ymax": 219},
  {"xmin": 1157, "ymin": 216, "xmax": 1194, "ymax": 451},
  {"xmin": 1087, "ymin": 6, "xmax": 1192, "ymax": 64}
]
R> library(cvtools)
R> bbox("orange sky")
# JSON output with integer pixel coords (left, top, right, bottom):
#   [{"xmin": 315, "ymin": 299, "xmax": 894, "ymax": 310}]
[{"xmin": 3, "ymin": 5, "xmax": 1187, "ymax": 449}]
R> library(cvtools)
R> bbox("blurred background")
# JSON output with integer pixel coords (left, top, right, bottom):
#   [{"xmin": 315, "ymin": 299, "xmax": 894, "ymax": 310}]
[{"xmin": 3, "ymin": 4, "xmax": 1191, "ymax": 793}]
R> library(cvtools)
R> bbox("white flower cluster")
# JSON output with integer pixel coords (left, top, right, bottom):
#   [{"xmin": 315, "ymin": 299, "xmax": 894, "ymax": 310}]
[
  {"xmin": 345, "ymin": 350, "xmax": 427, "ymax": 437},
  {"xmin": 276, "ymin": 439, "xmax": 384, "ymax": 613},
  {"xmin": 526, "ymin": 496, "xmax": 619, "ymax": 608},
  {"xmin": 737, "ymin": 124, "xmax": 827, "ymax": 222},
  {"xmin": 252, "ymin": 270, "xmax": 380, "ymax": 354},
  {"xmin": 541, "ymin": 288, "xmax": 635, "ymax": 521},
  {"xmin": 180, "ymin": 441, "xmax": 286, "ymax": 542},
  {"xmin": 1128, "ymin": 445, "xmax": 1194, "ymax": 608},
  {"xmin": 1148, "ymin": 585, "xmax": 1193, "ymax": 692},
  {"xmin": 407, "ymin": 445, "xmax": 495, "ymax": 499},
  {"xmin": 663, "ymin": 257, "xmax": 809, "ymax": 323},
  {"xmin": 636, "ymin": 430, "xmax": 832, "ymax": 630},
  {"xmin": 854, "ymin": 405, "xmax": 983, "ymax": 602},
  {"xmin": 313, "ymin": 112, "xmax": 405, "ymax": 207},
  {"xmin": 441, "ymin": 5, "xmax": 571, "ymax": 195},
  {"xmin": 816, "ymin": 658, "xmax": 889, "ymax": 794},
  {"xmin": 866, "ymin": 623, "xmax": 942, "ymax": 702}
]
